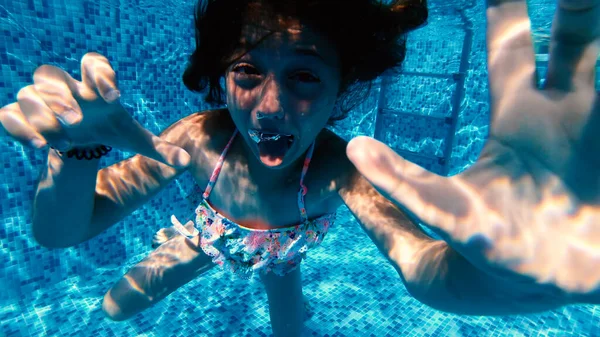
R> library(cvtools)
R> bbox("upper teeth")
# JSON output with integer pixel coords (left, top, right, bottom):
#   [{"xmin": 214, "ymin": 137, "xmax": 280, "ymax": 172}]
[{"xmin": 248, "ymin": 130, "xmax": 292, "ymax": 144}]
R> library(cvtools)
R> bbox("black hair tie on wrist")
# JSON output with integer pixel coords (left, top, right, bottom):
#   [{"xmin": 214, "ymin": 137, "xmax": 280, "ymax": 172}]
[{"xmin": 50, "ymin": 145, "xmax": 112, "ymax": 160}]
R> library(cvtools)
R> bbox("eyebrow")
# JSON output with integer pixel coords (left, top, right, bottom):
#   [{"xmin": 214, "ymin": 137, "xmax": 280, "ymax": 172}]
[{"xmin": 294, "ymin": 47, "xmax": 325, "ymax": 62}]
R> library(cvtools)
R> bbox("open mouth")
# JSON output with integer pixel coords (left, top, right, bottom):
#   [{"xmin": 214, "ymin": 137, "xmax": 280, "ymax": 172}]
[{"xmin": 248, "ymin": 129, "xmax": 295, "ymax": 166}]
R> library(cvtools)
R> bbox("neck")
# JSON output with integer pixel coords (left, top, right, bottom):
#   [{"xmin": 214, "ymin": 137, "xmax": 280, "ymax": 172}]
[{"xmin": 238, "ymin": 135, "xmax": 307, "ymax": 190}]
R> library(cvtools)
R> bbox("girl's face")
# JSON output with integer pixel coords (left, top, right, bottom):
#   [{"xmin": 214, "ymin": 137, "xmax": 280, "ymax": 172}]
[{"xmin": 225, "ymin": 20, "xmax": 342, "ymax": 170}]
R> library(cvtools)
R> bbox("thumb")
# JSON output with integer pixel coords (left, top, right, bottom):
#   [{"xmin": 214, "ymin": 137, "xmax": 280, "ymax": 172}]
[
  {"xmin": 110, "ymin": 116, "xmax": 192, "ymax": 169},
  {"xmin": 143, "ymin": 134, "xmax": 192, "ymax": 169},
  {"xmin": 346, "ymin": 136, "xmax": 472, "ymax": 239}
]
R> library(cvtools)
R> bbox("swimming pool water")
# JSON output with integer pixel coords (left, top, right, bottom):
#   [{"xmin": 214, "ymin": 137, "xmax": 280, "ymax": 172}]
[{"xmin": 1, "ymin": 0, "xmax": 599, "ymax": 336}]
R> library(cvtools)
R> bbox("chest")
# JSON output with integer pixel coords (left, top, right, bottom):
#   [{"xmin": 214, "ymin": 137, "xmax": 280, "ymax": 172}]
[{"xmin": 188, "ymin": 135, "xmax": 343, "ymax": 230}]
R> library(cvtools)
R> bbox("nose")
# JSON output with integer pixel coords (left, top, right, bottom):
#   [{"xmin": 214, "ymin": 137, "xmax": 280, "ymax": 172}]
[{"xmin": 256, "ymin": 76, "xmax": 284, "ymax": 120}]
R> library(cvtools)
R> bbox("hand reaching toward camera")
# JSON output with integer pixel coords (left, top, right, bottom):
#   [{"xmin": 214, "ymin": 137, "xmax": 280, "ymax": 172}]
[
  {"xmin": 347, "ymin": 0, "xmax": 600, "ymax": 306},
  {"xmin": 0, "ymin": 52, "xmax": 190, "ymax": 168}
]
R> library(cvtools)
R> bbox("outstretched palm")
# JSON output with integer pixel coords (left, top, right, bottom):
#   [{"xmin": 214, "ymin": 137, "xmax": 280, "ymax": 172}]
[{"xmin": 347, "ymin": 0, "xmax": 600, "ymax": 300}]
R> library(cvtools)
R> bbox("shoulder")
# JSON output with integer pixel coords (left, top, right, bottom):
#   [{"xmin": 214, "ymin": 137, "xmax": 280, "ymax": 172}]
[
  {"xmin": 312, "ymin": 129, "xmax": 360, "ymax": 199},
  {"xmin": 160, "ymin": 108, "xmax": 228, "ymax": 139},
  {"xmin": 159, "ymin": 108, "xmax": 232, "ymax": 155},
  {"xmin": 314, "ymin": 131, "xmax": 384, "ymax": 207}
]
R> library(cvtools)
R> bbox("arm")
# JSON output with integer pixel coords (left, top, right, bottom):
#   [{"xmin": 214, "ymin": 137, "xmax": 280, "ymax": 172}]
[
  {"xmin": 338, "ymin": 165, "xmax": 572, "ymax": 315},
  {"xmin": 32, "ymin": 112, "xmax": 207, "ymax": 248}
]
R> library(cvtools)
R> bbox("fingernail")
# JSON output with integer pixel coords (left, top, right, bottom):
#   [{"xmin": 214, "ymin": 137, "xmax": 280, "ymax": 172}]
[
  {"xmin": 371, "ymin": 148, "xmax": 396, "ymax": 177},
  {"xmin": 105, "ymin": 89, "xmax": 121, "ymax": 102},
  {"xmin": 62, "ymin": 109, "xmax": 80, "ymax": 125},
  {"xmin": 175, "ymin": 149, "xmax": 191, "ymax": 168},
  {"xmin": 31, "ymin": 138, "xmax": 47, "ymax": 149}
]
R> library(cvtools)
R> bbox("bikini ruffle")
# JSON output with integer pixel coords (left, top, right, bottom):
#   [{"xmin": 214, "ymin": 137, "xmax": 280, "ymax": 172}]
[{"xmin": 195, "ymin": 199, "xmax": 335, "ymax": 279}]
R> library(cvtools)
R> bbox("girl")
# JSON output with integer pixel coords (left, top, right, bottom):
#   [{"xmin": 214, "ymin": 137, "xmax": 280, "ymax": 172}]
[
  {"xmin": 6, "ymin": 1, "xmax": 429, "ymax": 335},
  {"xmin": 1, "ymin": 0, "xmax": 599, "ymax": 335}
]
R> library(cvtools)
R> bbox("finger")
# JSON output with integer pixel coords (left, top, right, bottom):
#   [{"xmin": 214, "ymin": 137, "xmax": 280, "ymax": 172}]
[
  {"xmin": 77, "ymin": 52, "xmax": 121, "ymax": 104},
  {"xmin": 110, "ymin": 112, "xmax": 191, "ymax": 168},
  {"xmin": 545, "ymin": 0, "xmax": 600, "ymax": 91},
  {"xmin": 16, "ymin": 85, "xmax": 72, "ymax": 149},
  {"xmin": 0, "ymin": 103, "xmax": 48, "ymax": 149},
  {"xmin": 32, "ymin": 65, "xmax": 84, "ymax": 127},
  {"xmin": 486, "ymin": 0, "xmax": 536, "ymax": 103},
  {"xmin": 346, "ymin": 136, "xmax": 481, "ymax": 243}
]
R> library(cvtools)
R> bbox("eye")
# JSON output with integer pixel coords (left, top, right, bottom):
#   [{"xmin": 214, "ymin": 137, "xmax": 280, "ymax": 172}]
[
  {"xmin": 232, "ymin": 64, "xmax": 260, "ymax": 77},
  {"xmin": 290, "ymin": 71, "xmax": 320, "ymax": 83}
]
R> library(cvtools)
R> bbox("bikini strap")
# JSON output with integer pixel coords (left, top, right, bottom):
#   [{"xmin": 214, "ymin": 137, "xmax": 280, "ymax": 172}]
[
  {"xmin": 297, "ymin": 141, "xmax": 316, "ymax": 223},
  {"xmin": 202, "ymin": 129, "xmax": 314, "ymax": 223},
  {"xmin": 202, "ymin": 129, "xmax": 239, "ymax": 199}
]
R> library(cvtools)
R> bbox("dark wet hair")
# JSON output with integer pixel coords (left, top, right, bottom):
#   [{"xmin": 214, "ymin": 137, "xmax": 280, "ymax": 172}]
[{"xmin": 182, "ymin": 0, "xmax": 428, "ymax": 125}]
